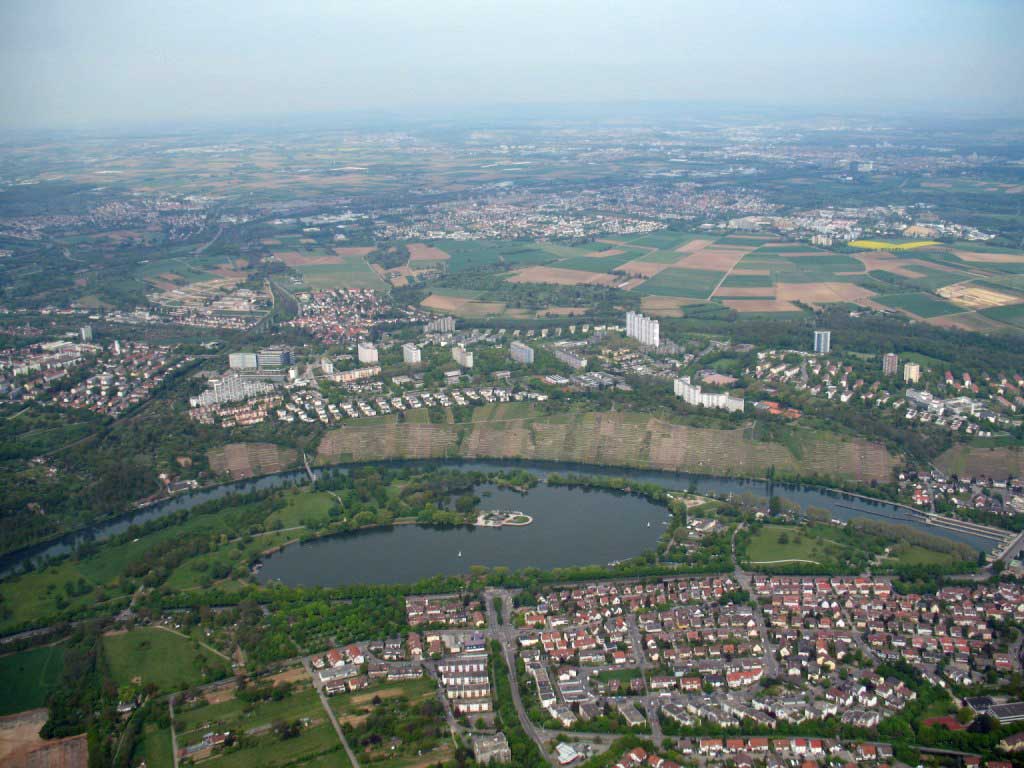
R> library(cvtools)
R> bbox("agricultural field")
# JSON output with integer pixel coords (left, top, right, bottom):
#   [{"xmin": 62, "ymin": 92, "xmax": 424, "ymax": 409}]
[
  {"xmin": 980, "ymin": 301, "xmax": 1024, "ymax": 329},
  {"xmin": 873, "ymin": 292, "xmax": 961, "ymax": 318},
  {"xmin": 848, "ymin": 239, "xmax": 941, "ymax": 250},
  {"xmin": 0, "ymin": 644, "xmax": 65, "ymax": 716},
  {"xmin": 208, "ymin": 442, "xmax": 298, "ymax": 480},
  {"xmin": 102, "ymin": 627, "xmax": 231, "ymax": 692},
  {"xmin": 632, "ymin": 267, "xmax": 725, "ymax": 298}
]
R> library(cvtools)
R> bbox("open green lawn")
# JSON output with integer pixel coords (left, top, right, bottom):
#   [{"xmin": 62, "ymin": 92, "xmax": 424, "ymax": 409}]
[
  {"xmin": 894, "ymin": 545, "xmax": 956, "ymax": 567},
  {"xmin": 745, "ymin": 524, "xmax": 835, "ymax": 564},
  {"xmin": 103, "ymin": 627, "xmax": 230, "ymax": 692},
  {"xmin": 874, "ymin": 292, "xmax": 961, "ymax": 318},
  {"xmin": 634, "ymin": 268, "xmax": 725, "ymax": 298},
  {"xmin": 0, "ymin": 644, "xmax": 65, "ymax": 715},
  {"xmin": 592, "ymin": 668, "xmax": 640, "ymax": 685},
  {"xmin": 139, "ymin": 724, "xmax": 174, "ymax": 768},
  {"xmin": 267, "ymin": 492, "xmax": 338, "ymax": 528}
]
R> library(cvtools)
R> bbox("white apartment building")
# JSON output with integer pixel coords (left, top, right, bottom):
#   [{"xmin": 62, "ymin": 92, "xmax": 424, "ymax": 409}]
[
  {"xmin": 357, "ymin": 342, "xmax": 379, "ymax": 364},
  {"xmin": 453, "ymin": 345, "xmax": 474, "ymax": 368},
  {"xmin": 402, "ymin": 343, "xmax": 422, "ymax": 365},
  {"xmin": 674, "ymin": 376, "xmax": 744, "ymax": 413},
  {"xmin": 625, "ymin": 311, "xmax": 660, "ymax": 347}
]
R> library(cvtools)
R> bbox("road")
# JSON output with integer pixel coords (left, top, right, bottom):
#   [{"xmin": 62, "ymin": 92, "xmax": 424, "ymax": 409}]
[
  {"xmin": 169, "ymin": 698, "xmax": 180, "ymax": 768},
  {"xmin": 485, "ymin": 589, "xmax": 556, "ymax": 765},
  {"xmin": 731, "ymin": 523, "xmax": 779, "ymax": 678},
  {"xmin": 625, "ymin": 614, "xmax": 662, "ymax": 746},
  {"xmin": 303, "ymin": 656, "xmax": 361, "ymax": 768}
]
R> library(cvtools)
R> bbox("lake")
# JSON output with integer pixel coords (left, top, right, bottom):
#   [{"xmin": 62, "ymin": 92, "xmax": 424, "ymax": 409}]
[
  {"xmin": 255, "ymin": 484, "xmax": 670, "ymax": 586},
  {"xmin": 0, "ymin": 458, "xmax": 994, "ymax": 582}
]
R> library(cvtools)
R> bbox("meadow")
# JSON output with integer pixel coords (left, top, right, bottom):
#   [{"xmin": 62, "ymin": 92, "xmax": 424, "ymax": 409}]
[
  {"xmin": 103, "ymin": 627, "xmax": 231, "ymax": 692},
  {"xmin": 0, "ymin": 644, "xmax": 65, "ymax": 715}
]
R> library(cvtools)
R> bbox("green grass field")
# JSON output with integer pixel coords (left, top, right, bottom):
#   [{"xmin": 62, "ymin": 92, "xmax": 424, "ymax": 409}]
[
  {"xmin": 874, "ymin": 292, "xmax": 960, "ymax": 318},
  {"xmin": 139, "ymin": 724, "xmax": 175, "ymax": 768},
  {"xmin": 634, "ymin": 268, "xmax": 725, "ymax": 298},
  {"xmin": 103, "ymin": 627, "xmax": 230, "ymax": 692},
  {"xmin": 209, "ymin": 724, "xmax": 343, "ymax": 768},
  {"xmin": 745, "ymin": 524, "xmax": 836, "ymax": 564},
  {"xmin": 176, "ymin": 684, "xmax": 322, "ymax": 732},
  {"xmin": 430, "ymin": 240, "xmax": 555, "ymax": 272},
  {"xmin": 555, "ymin": 253, "xmax": 637, "ymax": 273},
  {"xmin": 615, "ymin": 231, "xmax": 705, "ymax": 249},
  {"xmin": 174, "ymin": 685, "xmax": 349, "ymax": 768},
  {"xmin": 295, "ymin": 257, "xmax": 386, "ymax": 291},
  {"xmin": 980, "ymin": 301, "xmax": 1024, "ymax": 328},
  {"xmin": 719, "ymin": 273, "xmax": 775, "ymax": 288},
  {"xmin": 592, "ymin": 668, "xmax": 640, "ymax": 686},
  {"xmin": 630, "ymin": 249, "xmax": 685, "ymax": 264},
  {"xmin": 0, "ymin": 644, "xmax": 65, "ymax": 715},
  {"xmin": 329, "ymin": 677, "xmax": 436, "ymax": 721},
  {"xmin": 266, "ymin": 492, "xmax": 338, "ymax": 528}
]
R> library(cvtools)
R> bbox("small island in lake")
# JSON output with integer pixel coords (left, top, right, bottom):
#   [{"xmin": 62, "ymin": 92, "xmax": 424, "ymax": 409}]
[{"xmin": 475, "ymin": 509, "xmax": 533, "ymax": 527}]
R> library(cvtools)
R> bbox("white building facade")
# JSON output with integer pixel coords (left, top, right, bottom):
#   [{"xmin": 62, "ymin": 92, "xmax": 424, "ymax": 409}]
[
  {"xmin": 674, "ymin": 376, "xmax": 744, "ymax": 413},
  {"xmin": 625, "ymin": 311, "xmax": 660, "ymax": 347}
]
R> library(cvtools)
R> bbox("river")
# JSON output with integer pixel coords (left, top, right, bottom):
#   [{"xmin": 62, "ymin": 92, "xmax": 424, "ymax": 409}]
[{"xmin": 0, "ymin": 459, "xmax": 994, "ymax": 582}]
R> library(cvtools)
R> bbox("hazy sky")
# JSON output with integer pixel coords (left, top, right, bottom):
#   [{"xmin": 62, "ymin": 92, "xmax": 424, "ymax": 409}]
[{"xmin": 1, "ymin": 0, "xmax": 1021, "ymax": 130}]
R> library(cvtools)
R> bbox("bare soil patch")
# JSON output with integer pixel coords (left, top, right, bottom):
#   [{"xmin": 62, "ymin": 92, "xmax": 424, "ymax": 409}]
[
  {"xmin": 937, "ymin": 282, "xmax": 1021, "ymax": 309},
  {"xmin": 267, "ymin": 668, "xmax": 308, "ymax": 686},
  {"xmin": 674, "ymin": 247, "xmax": 751, "ymax": 271},
  {"xmin": 730, "ymin": 269, "xmax": 770, "ymax": 276},
  {"xmin": 640, "ymin": 296, "xmax": 701, "ymax": 316},
  {"xmin": 350, "ymin": 687, "xmax": 410, "ymax": 707},
  {"xmin": 951, "ymin": 249, "xmax": 1024, "ymax": 264},
  {"xmin": 723, "ymin": 299, "xmax": 801, "ymax": 312},
  {"xmin": 617, "ymin": 259, "xmax": 671, "ymax": 278},
  {"xmin": 407, "ymin": 243, "xmax": 450, "ymax": 261},
  {"xmin": 205, "ymin": 687, "xmax": 236, "ymax": 705},
  {"xmin": 506, "ymin": 266, "xmax": 619, "ymax": 286},
  {"xmin": 1, "ymin": 709, "xmax": 87, "ymax": 768},
  {"xmin": 421, "ymin": 295, "xmax": 505, "ymax": 317},
  {"xmin": 776, "ymin": 282, "xmax": 875, "ymax": 304},
  {"xmin": 674, "ymin": 238, "xmax": 717, "ymax": 253},
  {"xmin": 853, "ymin": 253, "xmax": 924, "ymax": 277}
]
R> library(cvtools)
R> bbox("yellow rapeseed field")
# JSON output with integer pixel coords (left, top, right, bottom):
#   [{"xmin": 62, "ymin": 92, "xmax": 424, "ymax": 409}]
[{"xmin": 849, "ymin": 239, "xmax": 941, "ymax": 251}]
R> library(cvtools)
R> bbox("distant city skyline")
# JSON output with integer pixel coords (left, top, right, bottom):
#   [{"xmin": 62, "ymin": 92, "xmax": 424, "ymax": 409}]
[{"xmin": 1, "ymin": 0, "xmax": 1022, "ymax": 131}]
